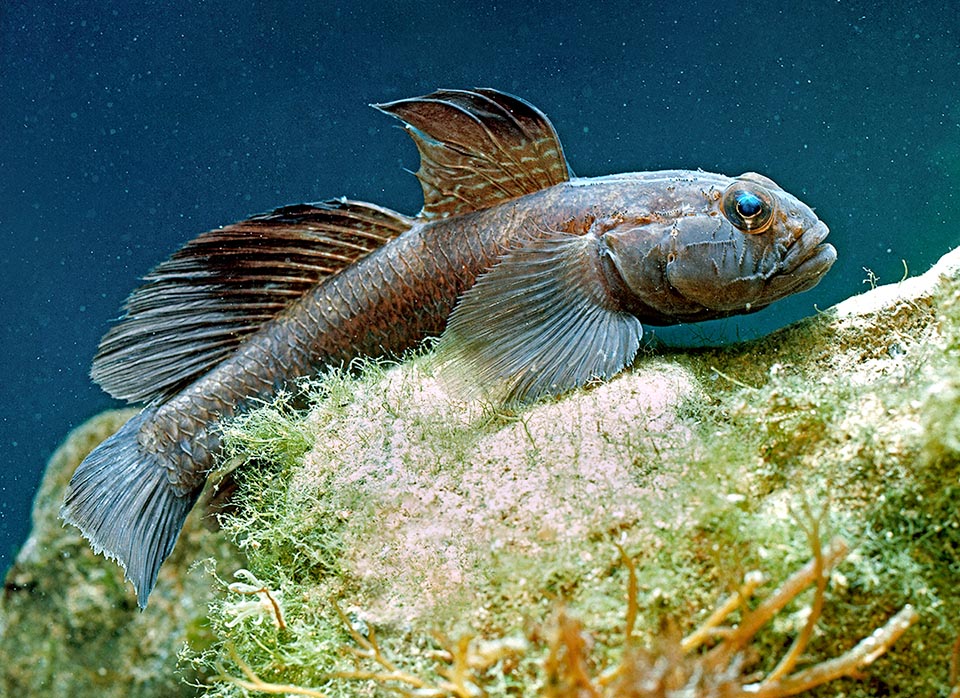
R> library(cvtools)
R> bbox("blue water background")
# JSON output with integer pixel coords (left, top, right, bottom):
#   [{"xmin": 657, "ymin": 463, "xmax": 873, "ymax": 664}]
[{"xmin": 1, "ymin": 1, "xmax": 958, "ymax": 573}]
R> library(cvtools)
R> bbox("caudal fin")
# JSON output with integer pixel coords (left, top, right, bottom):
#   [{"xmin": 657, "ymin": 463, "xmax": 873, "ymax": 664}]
[{"xmin": 60, "ymin": 408, "xmax": 201, "ymax": 608}]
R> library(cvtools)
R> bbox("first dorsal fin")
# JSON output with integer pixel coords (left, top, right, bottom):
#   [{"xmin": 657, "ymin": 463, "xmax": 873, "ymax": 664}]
[
  {"xmin": 91, "ymin": 199, "xmax": 412, "ymax": 403},
  {"xmin": 374, "ymin": 88, "xmax": 571, "ymax": 219}
]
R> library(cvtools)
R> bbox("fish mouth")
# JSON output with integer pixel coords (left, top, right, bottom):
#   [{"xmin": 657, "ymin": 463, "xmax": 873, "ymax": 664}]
[{"xmin": 764, "ymin": 221, "xmax": 837, "ymax": 299}]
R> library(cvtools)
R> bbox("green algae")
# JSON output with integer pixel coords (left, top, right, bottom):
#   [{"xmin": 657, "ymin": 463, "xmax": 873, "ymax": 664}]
[{"xmin": 676, "ymin": 272, "xmax": 960, "ymax": 696}]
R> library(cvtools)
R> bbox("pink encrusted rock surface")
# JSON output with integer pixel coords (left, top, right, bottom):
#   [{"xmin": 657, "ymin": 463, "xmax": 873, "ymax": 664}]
[{"xmin": 295, "ymin": 361, "xmax": 701, "ymax": 624}]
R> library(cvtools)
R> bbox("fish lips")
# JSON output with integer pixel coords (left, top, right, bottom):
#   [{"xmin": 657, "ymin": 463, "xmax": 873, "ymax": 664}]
[
  {"xmin": 768, "ymin": 222, "xmax": 837, "ymax": 299},
  {"xmin": 665, "ymin": 221, "xmax": 836, "ymax": 313}
]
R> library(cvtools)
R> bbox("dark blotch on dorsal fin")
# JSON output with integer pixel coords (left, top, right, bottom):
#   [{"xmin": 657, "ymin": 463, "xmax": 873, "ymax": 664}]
[
  {"xmin": 374, "ymin": 88, "xmax": 571, "ymax": 219},
  {"xmin": 91, "ymin": 200, "xmax": 412, "ymax": 403}
]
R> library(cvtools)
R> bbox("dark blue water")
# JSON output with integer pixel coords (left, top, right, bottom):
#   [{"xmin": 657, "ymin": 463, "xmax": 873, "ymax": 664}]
[{"xmin": 2, "ymin": 0, "xmax": 958, "ymax": 573}]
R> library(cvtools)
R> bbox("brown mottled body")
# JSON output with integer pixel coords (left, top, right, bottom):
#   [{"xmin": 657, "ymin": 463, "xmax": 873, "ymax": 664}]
[
  {"xmin": 152, "ymin": 173, "xmax": 725, "ymax": 490},
  {"xmin": 151, "ymin": 180, "xmax": 620, "ymax": 489},
  {"xmin": 61, "ymin": 89, "xmax": 835, "ymax": 606}
]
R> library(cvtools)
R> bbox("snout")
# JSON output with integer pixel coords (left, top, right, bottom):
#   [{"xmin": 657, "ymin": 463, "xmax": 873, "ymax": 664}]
[
  {"xmin": 767, "ymin": 221, "xmax": 836, "ymax": 298},
  {"xmin": 780, "ymin": 221, "xmax": 833, "ymax": 274}
]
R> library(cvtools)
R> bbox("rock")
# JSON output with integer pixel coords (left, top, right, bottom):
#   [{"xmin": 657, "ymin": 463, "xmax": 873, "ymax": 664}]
[
  {"xmin": 298, "ymin": 360, "xmax": 700, "ymax": 626},
  {"xmin": 5, "ymin": 247, "xmax": 960, "ymax": 696},
  {"xmin": 833, "ymin": 247, "xmax": 960, "ymax": 317},
  {"xmin": 0, "ymin": 410, "xmax": 244, "ymax": 697}
]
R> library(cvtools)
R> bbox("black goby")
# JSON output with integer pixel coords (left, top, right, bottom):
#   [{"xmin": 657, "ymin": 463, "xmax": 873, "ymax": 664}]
[{"xmin": 61, "ymin": 89, "xmax": 836, "ymax": 606}]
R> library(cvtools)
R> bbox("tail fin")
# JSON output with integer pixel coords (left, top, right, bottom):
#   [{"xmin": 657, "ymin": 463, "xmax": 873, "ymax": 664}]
[{"xmin": 60, "ymin": 408, "xmax": 201, "ymax": 608}]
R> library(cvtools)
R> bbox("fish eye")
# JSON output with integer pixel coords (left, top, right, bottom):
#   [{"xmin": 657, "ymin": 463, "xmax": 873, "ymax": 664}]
[
  {"xmin": 721, "ymin": 182, "xmax": 776, "ymax": 234},
  {"xmin": 736, "ymin": 192, "xmax": 763, "ymax": 217}
]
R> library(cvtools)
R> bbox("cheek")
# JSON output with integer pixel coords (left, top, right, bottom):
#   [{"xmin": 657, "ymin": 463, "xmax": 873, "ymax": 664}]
[
  {"xmin": 667, "ymin": 262, "xmax": 766, "ymax": 311},
  {"xmin": 665, "ymin": 239, "xmax": 767, "ymax": 311},
  {"xmin": 601, "ymin": 226, "xmax": 670, "ymax": 292}
]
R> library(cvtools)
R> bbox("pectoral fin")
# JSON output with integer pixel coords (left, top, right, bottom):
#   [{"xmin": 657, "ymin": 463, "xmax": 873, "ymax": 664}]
[{"xmin": 435, "ymin": 232, "xmax": 642, "ymax": 403}]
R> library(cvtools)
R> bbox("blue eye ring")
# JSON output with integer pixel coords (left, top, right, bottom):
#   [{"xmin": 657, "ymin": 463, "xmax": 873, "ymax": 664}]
[{"xmin": 721, "ymin": 181, "xmax": 776, "ymax": 233}]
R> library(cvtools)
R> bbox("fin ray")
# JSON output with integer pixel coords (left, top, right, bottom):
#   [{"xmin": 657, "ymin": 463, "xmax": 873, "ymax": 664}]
[
  {"xmin": 92, "ymin": 200, "xmax": 412, "ymax": 403},
  {"xmin": 434, "ymin": 232, "xmax": 643, "ymax": 403},
  {"xmin": 375, "ymin": 88, "xmax": 570, "ymax": 219}
]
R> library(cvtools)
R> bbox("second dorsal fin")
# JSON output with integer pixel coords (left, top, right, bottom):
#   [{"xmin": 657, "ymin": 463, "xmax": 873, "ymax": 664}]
[
  {"xmin": 91, "ymin": 199, "xmax": 412, "ymax": 403},
  {"xmin": 374, "ymin": 88, "xmax": 571, "ymax": 219}
]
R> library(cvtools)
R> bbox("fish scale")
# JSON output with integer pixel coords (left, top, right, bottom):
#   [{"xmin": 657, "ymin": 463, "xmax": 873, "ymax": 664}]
[{"xmin": 61, "ymin": 88, "xmax": 835, "ymax": 606}]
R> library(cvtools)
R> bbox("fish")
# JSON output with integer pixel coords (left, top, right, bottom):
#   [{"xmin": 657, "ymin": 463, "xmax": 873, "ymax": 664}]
[{"xmin": 60, "ymin": 88, "xmax": 836, "ymax": 607}]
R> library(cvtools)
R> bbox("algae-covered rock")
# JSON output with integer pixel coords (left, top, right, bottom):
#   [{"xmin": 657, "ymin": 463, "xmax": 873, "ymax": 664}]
[
  {"xmin": 195, "ymin": 247, "xmax": 960, "ymax": 697},
  {"xmin": 5, "ymin": 248, "xmax": 960, "ymax": 697},
  {"xmin": 0, "ymin": 410, "xmax": 244, "ymax": 697}
]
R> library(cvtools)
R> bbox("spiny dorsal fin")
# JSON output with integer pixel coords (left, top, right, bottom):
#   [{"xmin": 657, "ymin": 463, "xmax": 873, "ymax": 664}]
[
  {"xmin": 92, "ymin": 200, "xmax": 412, "ymax": 403},
  {"xmin": 374, "ymin": 88, "xmax": 571, "ymax": 220},
  {"xmin": 434, "ymin": 231, "xmax": 642, "ymax": 403}
]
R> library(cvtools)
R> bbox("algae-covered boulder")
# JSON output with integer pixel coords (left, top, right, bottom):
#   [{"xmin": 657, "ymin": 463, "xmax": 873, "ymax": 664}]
[
  {"xmin": 0, "ymin": 410, "xmax": 244, "ymax": 697},
  {"xmin": 4, "ymin": 248, "xmax": 960, "ymax": 697}
]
